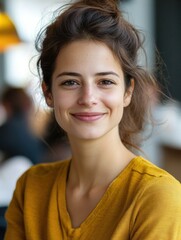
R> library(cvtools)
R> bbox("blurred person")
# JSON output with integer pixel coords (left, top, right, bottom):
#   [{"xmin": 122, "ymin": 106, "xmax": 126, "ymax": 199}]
[
  {"xmin": 5, "ymin": 0, "xmax": 181, "ymax": 239},
  {"xmin": 0, "ymin": 86, "xmax": 45, "ymax": 164},
  {"xmin": 0, "ymin": 86, "xmax": 45, "ymax": 239}
]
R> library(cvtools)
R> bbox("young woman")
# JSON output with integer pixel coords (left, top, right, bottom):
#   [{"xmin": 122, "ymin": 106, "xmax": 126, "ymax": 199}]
[{"xmin": 5, "ymin": 0, "xmax": 181, "ymax": 239}]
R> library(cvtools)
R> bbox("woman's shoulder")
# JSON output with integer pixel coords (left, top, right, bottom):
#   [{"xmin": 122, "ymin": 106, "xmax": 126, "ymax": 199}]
[
  {"xmin": 128, "ymin": 158, "xmax": 181, "ymax": 239},
  {"xmin": 27, "ymin": 159, "xmax": 70, "ymax": 176},
  {"xmin": 131, "ymin": 156, "xmax": 181, "ymax": 196},
  {"xmin": 132, "ymin": 156, "xmax": 179, "ymax": 180},
  {"xmin": 17, "ymin": 159, "xmax": 71, "ymax": 185}
]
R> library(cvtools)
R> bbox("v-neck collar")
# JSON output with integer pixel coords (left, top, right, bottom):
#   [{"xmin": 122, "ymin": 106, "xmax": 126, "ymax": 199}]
[{"xmin": 57, "ymin": 156, "xmax": 140, "ymax": 235}]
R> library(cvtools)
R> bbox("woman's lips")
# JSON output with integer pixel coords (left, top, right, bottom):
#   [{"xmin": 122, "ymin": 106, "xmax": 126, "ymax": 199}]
[{"xmin": 71, "ymin": 112, "xmax": 106, "ymax": 122}]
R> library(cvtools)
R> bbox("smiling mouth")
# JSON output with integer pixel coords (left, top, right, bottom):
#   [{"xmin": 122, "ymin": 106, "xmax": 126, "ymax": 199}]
[{"xmin": 71, "ymin": 112, "xmax": 106, "ymax": 122}]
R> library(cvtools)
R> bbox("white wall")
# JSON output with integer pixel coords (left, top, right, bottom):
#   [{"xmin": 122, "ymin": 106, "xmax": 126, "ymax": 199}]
[
  {"xmin": 120, "ymin": 0, "xmax": 155, "ymax": 70},
  {"xmin": 6, "ymin": 0, "xmax": 69, "ymax": 42}
]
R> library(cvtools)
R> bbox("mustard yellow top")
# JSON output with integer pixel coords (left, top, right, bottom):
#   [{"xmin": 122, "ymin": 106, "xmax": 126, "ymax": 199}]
[{"xmin": 5, "ymin": 156, "xmax": 181, "ymax": 240}]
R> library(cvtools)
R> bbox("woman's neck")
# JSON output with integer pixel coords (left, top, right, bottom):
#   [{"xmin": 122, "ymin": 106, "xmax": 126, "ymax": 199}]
[{"xmin": 67, "ymin": 132, "xmax": 135, "ymax": 192}]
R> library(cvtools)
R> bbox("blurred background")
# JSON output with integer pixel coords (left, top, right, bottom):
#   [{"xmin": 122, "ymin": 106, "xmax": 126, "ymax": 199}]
[{"xmin": 0, "ymin": 0, "xmax": 181, "ymax": 238}]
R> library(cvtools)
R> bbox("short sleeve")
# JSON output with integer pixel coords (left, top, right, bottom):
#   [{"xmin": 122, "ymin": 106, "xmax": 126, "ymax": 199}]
[{"xmin": 130, "ymin": 177, "xmax": 181, "ymax": 240}]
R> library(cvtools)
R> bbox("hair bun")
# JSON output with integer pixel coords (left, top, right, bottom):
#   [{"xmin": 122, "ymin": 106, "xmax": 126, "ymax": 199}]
[{"xmin": 80, "ymin": 0, "xmax": 119, "ymax": 14}]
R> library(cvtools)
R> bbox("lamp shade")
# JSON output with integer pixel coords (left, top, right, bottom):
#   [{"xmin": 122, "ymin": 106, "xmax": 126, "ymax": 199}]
[{"xmin": 0, "ymin": 11, "xmax": 21, "ymax": 52}]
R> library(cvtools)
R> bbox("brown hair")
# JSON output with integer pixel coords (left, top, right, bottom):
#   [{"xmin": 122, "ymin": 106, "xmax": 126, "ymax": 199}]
[{"xmin": 36, "ymin": 0, "xmax": 160, "ymax": 149}]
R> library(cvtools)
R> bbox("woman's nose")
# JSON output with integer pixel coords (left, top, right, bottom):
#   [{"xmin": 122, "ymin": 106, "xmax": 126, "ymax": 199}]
[{"xmin": 77, "ymin": 85, "xmax": 98, "ymax": 107}]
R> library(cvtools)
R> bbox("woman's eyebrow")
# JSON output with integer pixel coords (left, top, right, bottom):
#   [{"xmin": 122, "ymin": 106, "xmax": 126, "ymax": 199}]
[
  {"xmin": 56, "ymin": 72, "xmax": 81, "ymax": 78},
  {"xmin": 95, "ymin": 71, "xmax": 120, "ymax": 78},
  {"xmin": 56, "ymin": 71, "xmax": 120, "ymax": 78}
]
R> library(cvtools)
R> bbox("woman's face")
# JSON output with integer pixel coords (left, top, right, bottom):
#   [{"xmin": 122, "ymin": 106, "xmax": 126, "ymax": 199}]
[{"xmin": 45, "ymin": 40, "xmax": 133, "ymax": 141}]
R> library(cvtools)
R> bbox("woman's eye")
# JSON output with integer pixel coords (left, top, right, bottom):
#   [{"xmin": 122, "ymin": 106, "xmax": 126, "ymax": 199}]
[
  {"xmin": 61, "ymin": 80, "xmax": 79, "ymax": 87},
  {"xmin": 99, "ymin": 79, "xmax": 115, "ymax": 86}
]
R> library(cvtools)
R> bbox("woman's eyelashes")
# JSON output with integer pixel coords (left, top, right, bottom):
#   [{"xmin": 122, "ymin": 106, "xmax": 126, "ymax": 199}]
[
  {"xmin": 60, "ymin": 79, "xmax": 80, "ymax": 88},
  {"xmin": 59, "ymin": 78, "xmax": 117, "ymax": 89},
  {"xmin": 98, "ymin": 79, "xmax": 116, "ymax": 87}
]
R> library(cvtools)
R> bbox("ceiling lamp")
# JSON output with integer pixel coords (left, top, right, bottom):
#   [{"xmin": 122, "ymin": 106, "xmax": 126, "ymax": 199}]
[{"xmin": 0, "ymin": 9, "xmax": 21, "ymax": 52}]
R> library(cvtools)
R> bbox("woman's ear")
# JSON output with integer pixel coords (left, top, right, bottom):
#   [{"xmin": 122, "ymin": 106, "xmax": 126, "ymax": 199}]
[
  {"xmin": 42, "ymin": 81, "xmax": 54, "ymax": 108},
  {"xmin": 123, "ymin": 78, "xmax": 134, "ymax": 107}
]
